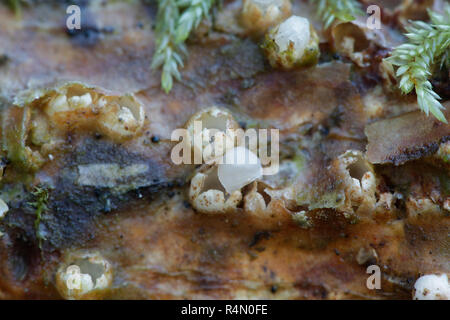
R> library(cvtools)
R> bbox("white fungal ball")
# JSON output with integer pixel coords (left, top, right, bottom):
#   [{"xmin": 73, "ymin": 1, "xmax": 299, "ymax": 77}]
[
  {"xmin": 68, "ymin": 93, "xmax": 93, "ymax": 109},
  {"xmin": 64, "ymin": 265, "xmax": 94, "ymax": 292},
  {"xmin": 274, "ymin": 16, "xmax": 310, "ymax": 58},
  {"xmin": 56, "ymin": 251, "xmax": 113, "ymax": 300},
  {"xmin": 262, "ymin": 15, "xmax": 319, "ymax": 69},
  {"xmin": 241, "ymin": 0, "xmax": 291, "ymax": 35},
  {"xmin": 46, "ymin": 94, "xmax": 69, "ymax": 116},
  {"xmin": 218, "ymin": 146, "xmax": 262, "ymax": 194},
  {"xmin": 413, "ymin": 274, "xmax": 450, "ymax": 300},
  {"xmin": 97, "ymin": 96, "xmax": 145, "ymax": 140},
  {"xmin": 189, "ymin": 168, "xmax": 243, "ymax": 214},
  {"xmin": 185, "ymin": 107, "xmax": 240, "ymax": 163}
]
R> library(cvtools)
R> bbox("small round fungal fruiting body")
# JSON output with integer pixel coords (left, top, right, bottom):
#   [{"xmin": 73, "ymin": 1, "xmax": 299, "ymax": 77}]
[
  {"xmin": 241, "ymin": 0, "xmax": 292, "ymax": 35},
  {"xmin": 55, "ymin": 251, "xmax": 113, "ymax": 300},
  {"xmin": 189, "ymin": 147, "xmax": 263, "ymax": 214},
  {"xmin": 36, "ymin": 82, "xmax": 145, "ymax": 142},
  {"xmin": 413, "ymin": 274, "xmax": 450, "ymax": 300},
  {"xmin": 189, "ymin": 167, "xmax": 243, "ymax": 214},
  {"xmin": 262, "ymin": 15, "xmax": 320, "ymax": 69},
  {"xmin": 218, "ymin": 146, "xmax": 262, "ymax": 194},
  {"xmin": 185, "ymin": 107, "xmax": 240, "ymax": 163}
]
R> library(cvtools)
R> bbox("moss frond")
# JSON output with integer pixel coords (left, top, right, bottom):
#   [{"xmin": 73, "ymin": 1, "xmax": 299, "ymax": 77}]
[
  {"xmin": 314, "ymin": 0, "xmax": 364, "ymax": 29},
  {"xmin": 386, "ymin": 4, "xmax": 450, "ymax": 122},
  {"xmin": 29, "ymin": 186, "xmax": 49, "ymax": 249},
  {"xmin": 151, "ymin": 0, "xmax": 215, "ymax": 93}
]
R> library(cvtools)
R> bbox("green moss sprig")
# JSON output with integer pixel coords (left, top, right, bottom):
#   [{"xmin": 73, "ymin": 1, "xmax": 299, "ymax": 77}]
[
  {"xmin": 29, "ymin": 186, "xmax": 49, "ymax": 249},
  {"xmin": 176, "ymin": 0, "xmax": 215, "ymax": 43},
  {"xmin": 3, "ymin": 0, "xmax": 23, "ymax": 16},
  {"xmin": 386, "ymin": 5, "xmax": 450, "ymax": 122},
  {"xmin": 151, "ymin": 0, "xmax": 185, "ymax": 94},
  {"xmin": 151, "ymin": 0, "xmax": 215, "ymax": 93},
  {"xmin": 314, "ymin": 0, "xmax": 364, "ymax": 29}
]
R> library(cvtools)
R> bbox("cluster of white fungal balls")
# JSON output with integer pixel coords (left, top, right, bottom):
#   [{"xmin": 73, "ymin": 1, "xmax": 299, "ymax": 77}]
[
  {"xmin": 56, "ymin": 251, "xmax": 113, "ymax": 300},
  {"xmin": 187, "ymin": 107, "xmax": 264, "ymax": 214},
  {"xmin": 44, "ymin": 83, "xmax": 144, "ymax": 141}
]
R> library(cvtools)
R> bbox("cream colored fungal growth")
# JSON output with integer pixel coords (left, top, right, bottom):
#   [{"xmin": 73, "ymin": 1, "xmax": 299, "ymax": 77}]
[
  {"xmin": 334, "ymin": 150, "xmax": 376, "ymax": 215},
  {"xmin": 185, "ymin": 107, "xmax": 240, "ymax": 163},
  {"xmin": 189, "ymin": 149, "xmax": 298, "ymax": 220},
  {"xmin": 3, "ymin": 83, "xmax": 145, "ymax": 172},
  {"xmin": 186, "ymin": 107, "xmax": 299, "ymax": 217},
  {"xmin": 243, "ymin": 181, "xmax": 295, "ymax": 218},
  {"xmin": 1, "ymin": 106, "xmax": 45, "ymax": 171},
  {"xmin": 42, "ymin": 83, "xmax": 144, "ymax": 141},
  {"xmin": 97, "ymin": 96, "xmax": 144, "ymax": 140},
  {"xmin": 243, "ymin": 160, "xmax": 300, "ymax": 218},
  {"xmin": 413, "ymin": 274, "xmax": 450, "ymax": 300},
  {"xmin": 331, "ymin": 18, "xmax": 388, "ymax": 67},
  {"xmin": 241, "ymin": 0, "xmax": 291, "ymax": 35},
  {"xmin": 406, "ymin": 197, "xmax": 441, "ymax": 217},
  {"xmin": 218, "ymin": 146, "xmax": 263, "ymax": 194},
  {"xmin": 189, "ymin": 166, "xmax": 243, "ymax": 214},
  {"xmin": 262, "ymin": 15, "xmax": 320, "ymax": 69},
  {"xmin": 189, "ymin": 147, "xmax": 262, "ymax": 214},
  {"xmin": 56, "ymin": 251, "xmax": 113, "ymax": 300}
]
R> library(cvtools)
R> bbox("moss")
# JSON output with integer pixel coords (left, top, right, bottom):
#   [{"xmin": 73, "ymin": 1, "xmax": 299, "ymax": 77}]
[
  {"xmin": 6, "ymin": 0, "xmax": 22, "ymax": 17},
  {"xmin": 2, "ymin": 137, "xmax": 174, "ymax": 250},
  {"xmin": 29, "ymin": 186, "xmax": 49, "ymax": 249}
]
